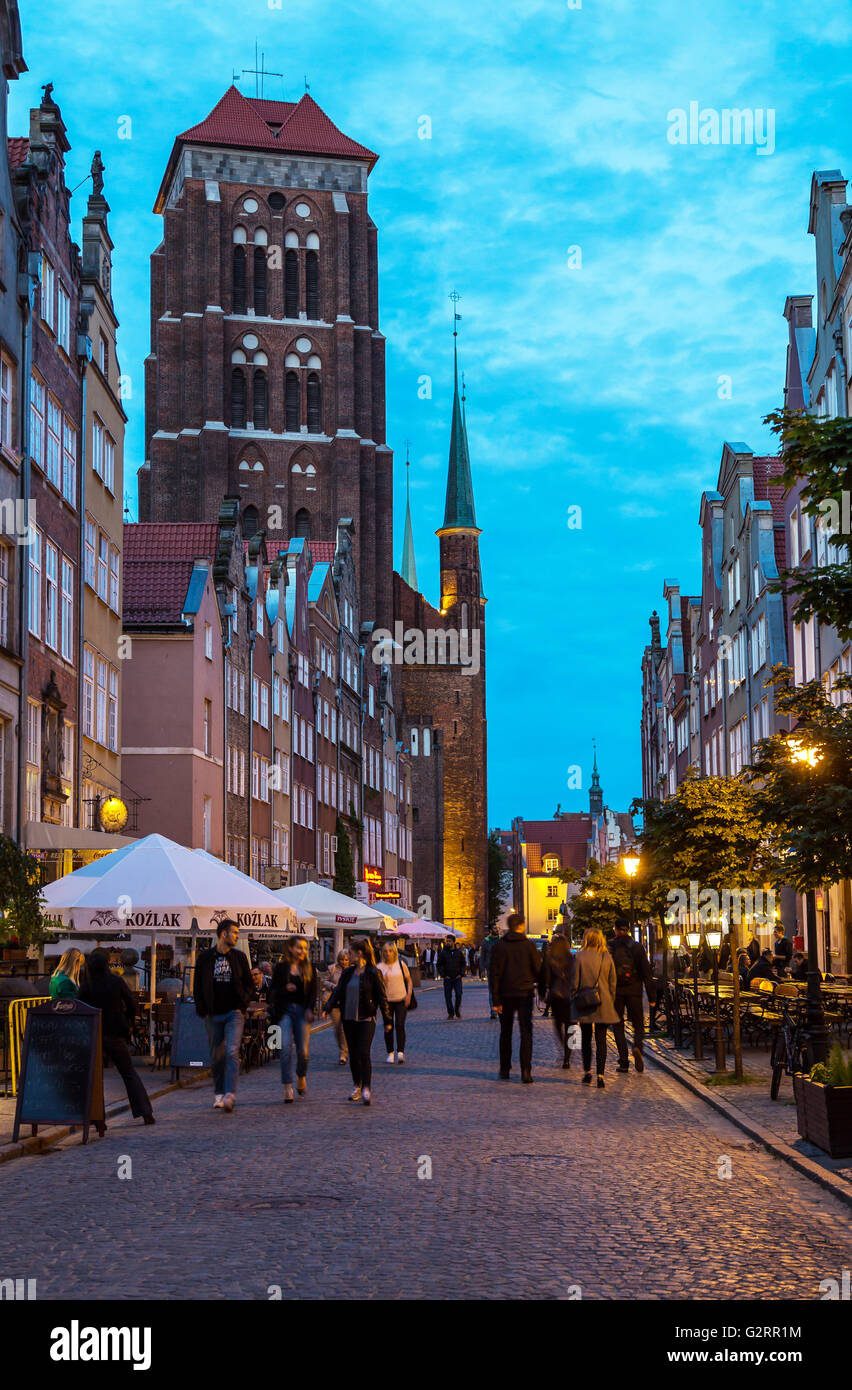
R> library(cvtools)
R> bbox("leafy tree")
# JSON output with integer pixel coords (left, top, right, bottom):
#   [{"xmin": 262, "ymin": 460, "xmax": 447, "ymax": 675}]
[
  {"xmin": 764, "ymin": 409, "xmax": 852, "ymax": 638},
  {"xmin": 487, "ymin": 829, "xmax": 510, "ymax": 927},
  {"xmin": 333, "ymin": 815, "xmax": 356, "ymax": 899},
  {"xmin": 0, "ymin": 835, "xmax": 48, "ymax": 948},
  {"xmin": 745, "ymin": 665, "xmax": 852, "ymax": 894}
]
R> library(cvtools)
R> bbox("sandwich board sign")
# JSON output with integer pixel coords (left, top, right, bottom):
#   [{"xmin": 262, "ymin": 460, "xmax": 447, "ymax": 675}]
[{"xmin": 12, "ymin": 999, "xmax": 106, "ymax": 1145}]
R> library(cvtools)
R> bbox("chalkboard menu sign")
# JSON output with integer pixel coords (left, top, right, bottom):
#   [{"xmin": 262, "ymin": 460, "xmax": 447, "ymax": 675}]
[
  {"xmin": 170, "ymin": 998, "xmax": 210, "ymax": 1075},
  {"xmin": 12, "ymin": 1000, "xmax": 105, "ymax": 1145}
]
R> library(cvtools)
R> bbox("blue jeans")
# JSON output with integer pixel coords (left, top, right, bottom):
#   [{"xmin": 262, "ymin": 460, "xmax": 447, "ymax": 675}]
[
  {"xmin": 279, "ymin": 1005, "xmax": 310, "ymax": 1084},
  {"xmin": 443, "ymin": 977, "xmax": 463, "ymax": 1014},
  {"xmin": 205, "ymin": 1010, "xmax": 245, "ymax": 1095}
]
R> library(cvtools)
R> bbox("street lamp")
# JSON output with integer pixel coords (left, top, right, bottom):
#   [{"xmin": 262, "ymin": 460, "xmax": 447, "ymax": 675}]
[
  {"xmin": 686, "ymin": 927, "xmax": 703, "ymax": 1060},
  {"xmin": 667, "ymin": 929, "xmax": 684, "ymax": 1049},
  {"xmin": 788, "ymin": 737, "xmax": 829, "ymax": 1066},
  {"xmin": 706, "ymin": 920, "xmax": 726, "ymax": 1073},
  {"xmin": 622, "ymin": 848, "xmax": 641, "ymax": 949}
]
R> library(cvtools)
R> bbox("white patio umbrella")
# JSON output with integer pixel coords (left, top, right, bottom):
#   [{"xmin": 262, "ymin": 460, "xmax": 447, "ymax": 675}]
[
  {"xmin": 375, "ymin": 900, "xmax": 421, "ymax": 925},
  {"xmin": 390, "ymin": 918, "xmax": 454, "ymax": 940},
  {"xmin": 40, "ymin": 834, "xmax": 302, "ymax": 1048},
  {"xmin": 272, "ymin": 880, "xmax": 393, "ymax": 933}
]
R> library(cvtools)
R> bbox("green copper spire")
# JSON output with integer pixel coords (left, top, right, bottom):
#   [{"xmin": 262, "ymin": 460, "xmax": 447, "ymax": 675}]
[
  {"xmin": 441, "ymin": 301, "xmax": 478, "ymax": 531},
  {"xmin": 400, "ymin": 445, "xmax": 418, "ymax": 590}
]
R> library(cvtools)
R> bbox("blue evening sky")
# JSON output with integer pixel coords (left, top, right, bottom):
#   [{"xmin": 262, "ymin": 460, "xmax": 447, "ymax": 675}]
[{"xmin": 11, "ymin": 0, "xmax": 852, "ymax": 829}]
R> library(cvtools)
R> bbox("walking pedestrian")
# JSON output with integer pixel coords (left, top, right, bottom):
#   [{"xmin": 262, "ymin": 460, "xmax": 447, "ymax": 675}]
[
  {"xmin": 572, "ymin": 927, "xmax": 618, "ymax": 1089},
  {"xmin": 490, "ymin": 913, "xmax": 543, "ymax": 1083},
  {"xmin": 608, "ymin": 915, "xmax": 656, "ymax": 1074},
  {"xmin": 377, "ymin": 942, "xmax": 413, "ymax": 1064},
  {"xmin": 467, "ymin": 944, "xmax": 478, "ymax": 977},
  {"xmin": 80, "ymin": 951, "xmax": 154, "ymax": 1125},
  {"xmin": 269, "ymin": 938, "xmax": 319, "ymax": 1102},
  {"xmin": 49, "ymin": 947, "xmax": 86, "ymax": 1000},
  {"xmin": 324, "ymin": 937, "xmax": 385, "ymax": 1105},
  {"xmin": 323, "ymin": 949, "xmax": 350, "ymax": 1065},
  {"xmin": 479, "ymin": 925, "xmax": 501, "ymax": 1017},
  {"xmin": 544, "ymin": 924, "xmax": 574, "ymax": 1068},
  {"xmin": 193, "ymin": 917, "xmax": 253, "ymax": 1113},
  {"xmin": 437, "ymin": 937, "xmax": 466, "ymax": 1019}
]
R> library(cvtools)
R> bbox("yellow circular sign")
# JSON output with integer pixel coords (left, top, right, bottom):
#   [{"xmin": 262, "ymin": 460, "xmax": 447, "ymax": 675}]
[{"xmin": 100, "ymin": 796, "xmax": 128, "ymax": 833}]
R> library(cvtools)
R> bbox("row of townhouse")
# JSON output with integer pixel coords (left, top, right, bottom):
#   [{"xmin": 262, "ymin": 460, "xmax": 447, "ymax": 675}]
[
  {"xmin": 0, "ymin": 17, "xmax": 130, "ymax": 889},
  {"xmin": 639, "ymin": 166, "xmax": 852, "ymax": 972},
  {"xmin": 120, "ymin": 506, "xmax": 414, "ymax": 918}
]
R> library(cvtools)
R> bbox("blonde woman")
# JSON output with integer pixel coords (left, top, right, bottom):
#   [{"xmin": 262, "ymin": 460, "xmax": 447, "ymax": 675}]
[
  {"xmin": 49, "ymin": 947, "xmax": 85, "ymax": 1000},
  {"xmin": 377, "ymin": 942, "xmax": 413, "ymax": 1064},
  {"xmin": 572, "ymin": 928, "xmax": 618, "ymax": 1089},
  {"xmin": 269, "ymin": 938, "xmax": 319, "ymax": 1102},
  {"xmin": 324, "ymin": 949, "xmax": 350, "ymax": 1065}
]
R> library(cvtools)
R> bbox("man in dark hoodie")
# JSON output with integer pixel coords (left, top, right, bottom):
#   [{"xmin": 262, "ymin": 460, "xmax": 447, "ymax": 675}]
[
  {"xmin": 490, "ymin": 913, "xmax": 543, "ymax": 1083},
  {"xmin": 609, "ymin": 915, "xmax": 656, "ymax": 1074}
]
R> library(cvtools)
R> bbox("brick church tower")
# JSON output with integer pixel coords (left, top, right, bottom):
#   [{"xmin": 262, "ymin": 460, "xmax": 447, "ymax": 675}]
[
  {"xmin": 139, "ymin": 85, "xmax": 393, "ymax": 628},
  {"xmin": 394, "ymin": 333, "xmax": 487, "ymax": 939}
]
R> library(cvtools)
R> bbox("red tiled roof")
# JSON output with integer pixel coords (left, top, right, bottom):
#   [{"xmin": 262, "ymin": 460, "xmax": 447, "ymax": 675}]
[
  {"xmin": 177, "ymin": 86, "xmax": 378, "ymax": 168},
  {"xmin": 520, "ymin": 816, "xmax": 592, "ymax": 844},
  {"xmin": 751, "ymin": 455, "xmax": 783, "ymax": 500},
  {"xmin": 123, "ymin": 523, "xmax": 219, "ymax": 625},
  {"xmin": 7, "ymin": 137, "xmax": 28, "ymax": 168},
  {"xmin": 309, "ymin": 541, "xmax": 335, "ymax": 564}
]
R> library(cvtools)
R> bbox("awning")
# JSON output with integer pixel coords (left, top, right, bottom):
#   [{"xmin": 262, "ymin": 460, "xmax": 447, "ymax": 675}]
[{"xmin": 24, "ymin": 821, "xmax": 136, "ymax": 852}]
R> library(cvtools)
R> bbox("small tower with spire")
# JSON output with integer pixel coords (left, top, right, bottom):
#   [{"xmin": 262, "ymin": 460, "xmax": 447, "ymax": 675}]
[
  {"xmin": 589, "ymin": 742, "xmax": 603, "ymax": 817},
  {"xmin": 436, "ymin": 297, "xmax": 484, "ymax": 626}
]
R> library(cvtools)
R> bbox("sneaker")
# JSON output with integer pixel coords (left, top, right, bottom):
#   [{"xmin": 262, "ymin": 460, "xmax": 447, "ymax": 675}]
[
  {"xmin": 222, "ymin": 1093, "xmax": 235, "ymax": 1112},
  {"xmin": 296, "ymin": 1077, "xmax": 307, "ymax": 1096},
  {"xmin": 632, "ymin": 1047, "xmax": 645, "ymax": 1074},
  {"xmin": 213, "ymin": 1095, "xmax": 225, "ymax": 1109},
  {"xmin": 348, "ymin": 1087, "xmax": 362, "ymax": 1102},
  {"xmin": 283, "ymin": 1084, "xmax": 294, "ymax": 1104},
  {"xmin": 396, "ymin": 1052, "xmax": 405, "ymax": 1064},
  {"xmin": 597, "ymin": 1076, "xmax": 606, "ymax": 1089},
  {"xmin": 582, "ymin": 1072, "xmax": 592, "ymax": 1085},
  {"xmin": 362, "ymin": 1087, "xmax": 372, "ymax": 1106},
  {"xmin": 386, "ymin": 1052, "xmax": 396, "ymax": 1064}
]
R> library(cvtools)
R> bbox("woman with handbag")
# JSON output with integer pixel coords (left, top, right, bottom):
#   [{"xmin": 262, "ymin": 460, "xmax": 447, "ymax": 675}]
[
  {"xmin": 572, "ymin": 927, "xmax": 619, "ymax": 1089},
  {"xmin": 377, "ymin": 942, "xmax": 414, "ymax": 1064}
]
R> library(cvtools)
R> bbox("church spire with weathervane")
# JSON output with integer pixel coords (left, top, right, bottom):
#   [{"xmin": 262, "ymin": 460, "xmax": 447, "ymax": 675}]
[
  {"xmin": 400, "ymin": 442, "xmax": 418, "ymax": 590},
  {"xmin": 589, "ymin": 741, "xmax": 603, "ymax": 817}
]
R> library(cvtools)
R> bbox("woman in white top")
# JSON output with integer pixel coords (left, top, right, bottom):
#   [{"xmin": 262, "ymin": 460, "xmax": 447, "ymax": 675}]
[{"xmin": 377, "ymin": 942, "xmax": 413, "ymax": 1064}]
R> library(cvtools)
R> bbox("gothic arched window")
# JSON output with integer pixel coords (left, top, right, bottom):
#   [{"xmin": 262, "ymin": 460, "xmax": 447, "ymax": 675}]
[
  {"xmin": 253, "ymin": 370, "xmax": 268, "ymax": 430},
  {"xmin": 231, "ymin": 368, "xmax": 246, "ymax": 429},
  {"xmin": 306, "ymin": 372, "xmax": 322, "ymax": 433},
  {"xmin": 294, "ymin": 507, "xmax": 310, "ymax": 539},
  {"xmin": 285, "ymin": 371, "xmax": 300, "ymax": 432},
  {"xmin": 305, "ymin": 251, "xmax": 319, "ymax": 319},
  {"xmin": 243, "ymin": 505, "xmax": 259, "ymax": 540},
  {"xmin": 253, "ymin": 246, "xmax": 267, "ymax": 316},
  {"xmin": 285, "ymin": 249, "xmax": 299, "ymax": 318},
  {"xmin": 233, "ymin": 246, "xmax": 247, "ymax": 315}
]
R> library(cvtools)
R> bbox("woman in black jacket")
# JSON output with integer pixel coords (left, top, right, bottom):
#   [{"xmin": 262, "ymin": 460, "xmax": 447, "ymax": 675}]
[
  {"xmin": 324, "ymin": 937, "xmax": 385, "ymax": 1106},
  {"xmin": 269, "ymin": 938, "xmax": 319, "ymax": 1103},
  {"xmin": 79, "ymin": 951, "xmax": 154, "ymax": 1125}
]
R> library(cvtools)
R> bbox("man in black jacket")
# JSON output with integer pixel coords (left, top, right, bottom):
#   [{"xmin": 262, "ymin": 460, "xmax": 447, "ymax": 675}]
[
  {"xmin": 772, "ymin": 924, "xmax": 793, "ymax": 976},
  {"xmin": 609, "ymin": 916, "xmax": 656, "ymax": 1074},
  {"xmin": 193, "ymin": 918, "xmax": 253, "ymax": 1112},
  {"xmin": 437, "ymin": 940, "xmax": 467, "ymax": 1019},
  {"xmin": 490, "ymin": 913, "xmax": 543, "ymax": 1083}
]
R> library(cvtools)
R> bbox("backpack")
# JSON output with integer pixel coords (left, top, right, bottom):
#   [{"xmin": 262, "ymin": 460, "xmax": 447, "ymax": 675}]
[{"xmin": 611, "ymin": 938, "xmax": 636, "ymax": 989}]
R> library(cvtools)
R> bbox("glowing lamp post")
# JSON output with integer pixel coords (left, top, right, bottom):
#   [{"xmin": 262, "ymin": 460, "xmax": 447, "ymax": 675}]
[
  {"xmin": 788, "ymin": 736, "xmax": 829, "ymax": 1065},
  {"xmin": 706, "ymin": 921, "xmax": 726, "ymax": 1073},
  {"xmin": 686, "ymin": 927, "xmax": 703, "ymax": 1060},
  {"xmin": 667, "ymin": 929, "xmax": 684, "ymax": 1049}
]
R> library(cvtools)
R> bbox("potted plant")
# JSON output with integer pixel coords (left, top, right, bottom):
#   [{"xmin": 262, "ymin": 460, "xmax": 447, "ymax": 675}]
[{"xmin": 793, "ymin": 1043, "xmax": 852, "ymax": 1158}]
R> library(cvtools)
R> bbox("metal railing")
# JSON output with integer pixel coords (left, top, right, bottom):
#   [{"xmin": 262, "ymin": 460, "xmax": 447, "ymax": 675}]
[{"xmin": 7, "ymin": 996, "xmax": 50, "ymax": 1096}]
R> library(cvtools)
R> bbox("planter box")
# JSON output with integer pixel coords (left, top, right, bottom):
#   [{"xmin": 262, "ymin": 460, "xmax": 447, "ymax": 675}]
[{"xmin": 793, "ymin": 1073, "xmax": 852, "ymax": 1158}]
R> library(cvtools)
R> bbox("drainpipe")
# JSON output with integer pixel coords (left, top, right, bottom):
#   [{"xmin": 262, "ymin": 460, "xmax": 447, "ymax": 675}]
[
  {"xmin": 75, "ymin": 335, "xmax": 92, "ymax": 834},
  {"xmin": 312, "ymin": 671, "xmax": 320, "ymax": 877},
  {"xmin": 221, "ymin": 595, "xmax": 234, "ymax": 858}
]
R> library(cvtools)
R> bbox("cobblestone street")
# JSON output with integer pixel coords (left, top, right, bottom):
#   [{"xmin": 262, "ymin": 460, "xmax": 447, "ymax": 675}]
[{"xmin": 4, "ymin": 983, "xmax": 851, "ymax": 1300}]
